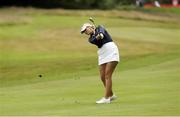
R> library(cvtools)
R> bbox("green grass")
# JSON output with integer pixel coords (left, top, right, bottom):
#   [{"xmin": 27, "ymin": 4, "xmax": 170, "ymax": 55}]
[
  {"xmin": 144, "ymin": 7, "xmax": 180, "ymax": 14},
  {"xmin": 0, "ymin": 8, "xmax": 180, "ymax": 116}
]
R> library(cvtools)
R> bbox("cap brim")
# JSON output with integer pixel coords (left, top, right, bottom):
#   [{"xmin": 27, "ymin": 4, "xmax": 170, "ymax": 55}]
[
  {"xmin": 81, "ymin": 30, "xmax": 85, "ymax": 34},
  {"xmin": 80, "ymin": 27, "xmax": 87, "ymax": 34}
]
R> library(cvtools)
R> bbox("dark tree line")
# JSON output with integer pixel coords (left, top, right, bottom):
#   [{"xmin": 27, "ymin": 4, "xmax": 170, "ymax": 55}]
[
  {"xmin": 0, "ymin": 0, "xmax": 174, "ymax": 9},
  {"xmin": 0, "ymin": 0, "xmax": 135, "ymax": 9}
]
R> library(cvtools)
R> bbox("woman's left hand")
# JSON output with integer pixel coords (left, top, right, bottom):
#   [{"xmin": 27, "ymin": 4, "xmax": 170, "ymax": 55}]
[{"xmin": 96, "ymin": 33, "xmax": 104, "ymax": 40}]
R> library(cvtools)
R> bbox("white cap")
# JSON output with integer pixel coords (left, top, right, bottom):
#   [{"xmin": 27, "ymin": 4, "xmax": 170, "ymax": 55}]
[{"xmin": 80, "ymin": 23, "xmax": 92, "ymax": 34}]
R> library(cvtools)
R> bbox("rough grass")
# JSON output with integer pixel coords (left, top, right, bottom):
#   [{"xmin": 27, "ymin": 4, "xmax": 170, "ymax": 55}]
[{"xmin": 0, "ymin": 8, "xmax": 180, "ymax": 116}]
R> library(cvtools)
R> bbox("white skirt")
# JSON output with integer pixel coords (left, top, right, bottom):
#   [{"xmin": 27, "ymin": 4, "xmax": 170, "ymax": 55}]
[{"xmin": 98, "ymin": 42, "xmax": 120, "ymax": 65}]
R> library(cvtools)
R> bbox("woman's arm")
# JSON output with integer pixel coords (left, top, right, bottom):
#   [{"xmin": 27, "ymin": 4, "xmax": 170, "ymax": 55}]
[{"xmin": 96, "ymin": 26, "xmax": 105, "ymax": 40}]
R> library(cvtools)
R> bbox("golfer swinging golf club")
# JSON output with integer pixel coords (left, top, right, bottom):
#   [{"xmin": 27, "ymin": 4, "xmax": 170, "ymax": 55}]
[{"xmin": 80, "ymin": 18, "xmax": 120, "ymax": 104}]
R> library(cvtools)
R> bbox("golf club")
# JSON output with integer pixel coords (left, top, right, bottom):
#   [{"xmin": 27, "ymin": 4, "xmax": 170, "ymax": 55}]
[{"xmin": 89, "ymin": 17, "xmax": 96, "ymax": 28}]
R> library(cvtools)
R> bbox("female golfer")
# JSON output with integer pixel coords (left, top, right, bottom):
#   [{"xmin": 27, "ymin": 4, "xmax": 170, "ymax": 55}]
[{"xmin": 81, "ymin": 23, "xmax": 120, "ymax": 104}]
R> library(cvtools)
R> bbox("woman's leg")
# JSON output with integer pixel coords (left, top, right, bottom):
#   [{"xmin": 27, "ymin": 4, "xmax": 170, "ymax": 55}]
[
  {"xmin": 105, "ymin": 61, "xmax": 118, "ymax": 98},
  {"xmin": 99, "ymin": 63, "xmax": 106, "ymax": 87}
]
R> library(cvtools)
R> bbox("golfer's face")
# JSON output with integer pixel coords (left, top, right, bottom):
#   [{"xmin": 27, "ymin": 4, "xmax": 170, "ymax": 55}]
[{"xmin": 85, "ymin": 27, "xmax": 93, "ymax": 35}]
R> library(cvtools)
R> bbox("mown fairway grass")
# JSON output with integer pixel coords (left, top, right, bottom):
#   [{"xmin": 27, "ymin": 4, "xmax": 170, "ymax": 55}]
[
  {"xmin": 144, "ymin": 7, "xmax": 180, "ymax": 14},
  {"xmin": 0, "ymin": 8, "xmax": 180, "ymax": 116}
]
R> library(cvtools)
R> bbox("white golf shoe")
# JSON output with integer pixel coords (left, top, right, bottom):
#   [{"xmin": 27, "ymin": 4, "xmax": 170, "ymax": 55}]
[
  {"xmin": 110, "ymin": 94, "xmax": 117, "ymax": 101},
  {"xmin": 96, "ymin": 97, "xmax": 111, "ymax": 104}
]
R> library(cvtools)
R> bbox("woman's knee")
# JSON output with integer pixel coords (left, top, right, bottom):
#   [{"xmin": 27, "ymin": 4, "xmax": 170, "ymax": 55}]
[{"xmin": 100, "ymin": 76, "xmax": 106, "ymax": 82}]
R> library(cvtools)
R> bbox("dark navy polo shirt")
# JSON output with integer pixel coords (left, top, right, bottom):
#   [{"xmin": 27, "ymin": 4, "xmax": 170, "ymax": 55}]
[{"xmin": 88, "ymin": 25, "xmax": 113, "ymax": 48}]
